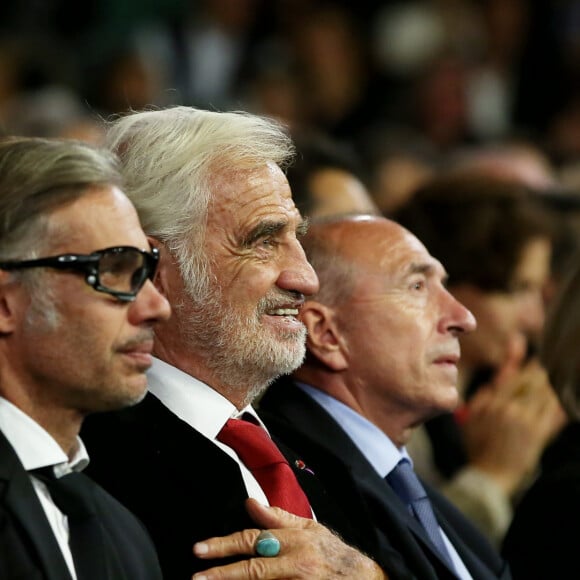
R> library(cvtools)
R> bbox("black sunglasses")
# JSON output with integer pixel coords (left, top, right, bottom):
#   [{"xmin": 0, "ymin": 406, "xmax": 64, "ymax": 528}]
[{"xmin": 0, "ymin": 246, "xmax": 159, "ymax": 302}]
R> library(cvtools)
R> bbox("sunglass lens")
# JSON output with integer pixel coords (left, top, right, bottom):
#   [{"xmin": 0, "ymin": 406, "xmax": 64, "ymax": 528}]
[{"xmin": 99, "ymin": 249, "xmax": 143, "ymax": 293}]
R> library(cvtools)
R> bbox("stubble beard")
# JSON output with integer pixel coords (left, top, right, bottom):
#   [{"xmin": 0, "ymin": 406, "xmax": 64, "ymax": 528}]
[
  {"xmin": 24, "ymin": 280, "xmax": 155, "ymax": 412},
  {"xmin": 178, "ymin": 281, "xmax": 306, "ymax": 406}
]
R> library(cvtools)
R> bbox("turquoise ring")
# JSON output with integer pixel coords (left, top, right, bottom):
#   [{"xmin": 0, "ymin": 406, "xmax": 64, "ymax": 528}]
[{"xmin": 255, "ymin": 531, "xmax": 281, "ymax": 557}]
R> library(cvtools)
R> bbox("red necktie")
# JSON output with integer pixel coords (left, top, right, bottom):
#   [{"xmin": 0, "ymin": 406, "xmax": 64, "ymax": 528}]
[{"xmin": 217, "ymin": 416, "xmax": 313, "ymax": 518}]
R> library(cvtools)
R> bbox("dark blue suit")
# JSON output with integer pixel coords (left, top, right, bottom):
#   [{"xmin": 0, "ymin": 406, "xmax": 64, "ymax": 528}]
[{"xmin": 259, "ymin": 377, "xmax": 512, "ymax": 580}]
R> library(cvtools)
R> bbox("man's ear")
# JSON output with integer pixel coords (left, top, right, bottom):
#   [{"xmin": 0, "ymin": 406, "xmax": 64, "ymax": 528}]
[
  {"xmin": 147, "ymin": 236, "xmax": 171, "ymax": 298},
  {"xmin": 0, "ymin": 271, "xmax": 22, "ymax": 334},
  {"xmin": 301, "ymin": 301, "xmax": 348, "ymax": 371}
]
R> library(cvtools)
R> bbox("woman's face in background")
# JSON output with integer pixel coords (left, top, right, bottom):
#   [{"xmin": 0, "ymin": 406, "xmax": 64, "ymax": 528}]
[{"xmin": 451, "ymin": 237, "xmax": 551, "ymax": 373}]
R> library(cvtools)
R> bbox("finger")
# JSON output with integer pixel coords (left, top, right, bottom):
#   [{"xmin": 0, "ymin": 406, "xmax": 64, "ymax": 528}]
[
  {"xmin": 193, "ymin": 527, "xmax": 262, "ymax": 560},
  {"xmin": 513, "ymin": 359, "xmax": 546, "ymax": 390},
  {"xmin": 192, "ymin": 556, "xmax": 284, "ymax": 580},
  {"xmin": 492, "ymin": 333, "xmax": 527, "ymax": 388},
  {"xmin": 546, "ymin": 404, "xmax": 567, "ymax": 436},
  {"xmin": 245, "ymin": 498, "xmax": 314, "ymax": 530},
  {"xmin": 193, "ymin": 500, "xmax": 313, "ymax": 560},
  {"xmin": 534, "ymin": 392, "xmax": 566, "ymax": 431},
  {"xmin": 509, "ymin": 365, "xmax": 552, "ymax": 405},
  {"xmin": 492, "ymin": 364, "xmax": 545, "ymax": 402}
]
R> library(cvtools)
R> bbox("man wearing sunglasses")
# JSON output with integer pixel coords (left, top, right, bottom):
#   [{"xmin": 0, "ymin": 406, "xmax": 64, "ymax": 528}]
[{"xmin": 0, "ymin": 136, "xmax": 170, "ymax": 579}]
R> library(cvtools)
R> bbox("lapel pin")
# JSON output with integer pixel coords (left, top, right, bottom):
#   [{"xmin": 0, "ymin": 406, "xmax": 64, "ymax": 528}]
[{"xmin": 295, "ymin": 459, "xmax": 315, "ymax": 475}]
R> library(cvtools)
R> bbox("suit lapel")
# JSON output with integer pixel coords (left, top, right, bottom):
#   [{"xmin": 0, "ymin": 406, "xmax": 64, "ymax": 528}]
[
  {"xmin": 0, "ymin": 430, "xmax": 73, "ymax": 580},
  {"xmin": 136, "ymin": 393, "xmax": 257, "ymax": 535}
]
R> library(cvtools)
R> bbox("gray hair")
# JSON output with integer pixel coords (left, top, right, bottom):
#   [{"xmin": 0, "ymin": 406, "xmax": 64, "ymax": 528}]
[
  {"xmin": 105, "ymin": 106, "xmax": 295, "ymax": 295},
  {"xmin": 0, "ymin": 136, "xmax": 123, "ymax": 327},
  {"xmin": 541, "ymin": 260, "xmax": 580, "ymax": 420},
  {"xmin": 0, "ymin": 136, "xmax": 122, "ymax": 261}
]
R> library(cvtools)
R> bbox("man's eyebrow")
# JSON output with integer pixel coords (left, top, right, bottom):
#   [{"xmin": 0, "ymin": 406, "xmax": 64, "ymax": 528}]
[
  {"xmin": 241, "ymin": 217, "xmax": 310, "ymax": 247},
  {"xmin": 406, "ymin": 262, "xmax": 434, "ymax": 276},
  {"xmin": 241, "ymin": 220, "xmax": 287, "ymax": 247},
  {"xmin": 406, "ymin": 261, "xmax": 449, "ymax": 284}
]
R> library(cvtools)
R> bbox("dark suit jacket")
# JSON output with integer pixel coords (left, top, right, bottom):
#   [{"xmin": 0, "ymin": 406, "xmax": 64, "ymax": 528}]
[
  {"xmin": 502, "ymin": 421, "xmax": 580, "ymax": 579},
  {"xmin": 258, "ymin": 377, "xmax": 512, "ymax": 580},
  {"xmin": 0, "ymin": 428, "xmax": 162, "ymax": 580},
  {"xmin": 81, "ymin": 392, "xmax": 410, "ymax": 579}
]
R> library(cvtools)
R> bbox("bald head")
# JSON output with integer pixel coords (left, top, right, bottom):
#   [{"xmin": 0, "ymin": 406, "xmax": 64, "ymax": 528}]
[
  {"xmin": 294, "ymin": 214, "xmax": 476, "ymax": 438},
  {"xmin": 301, "ymin": 215, "xmax": 428, "ymax": 305}
]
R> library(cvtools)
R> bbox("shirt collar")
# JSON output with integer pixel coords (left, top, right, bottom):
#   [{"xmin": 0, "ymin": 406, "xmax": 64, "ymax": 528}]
[
  {"xmin": 0, "ymin": 396, "xmax": 89, "ymax": 475},
  {"xmin": 147, "ymin": 357, "xmax": 266, "ymax": 439},
  {"xmin": 296, "ymin": 382, "xmax": 410, "ymax": 478}
]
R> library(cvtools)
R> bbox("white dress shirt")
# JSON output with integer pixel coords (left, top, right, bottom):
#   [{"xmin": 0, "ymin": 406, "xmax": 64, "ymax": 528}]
[
  {"xmin": 297, "ymin": 383, "xmax": 473, "ymax": 580},
  {"xmin": 0, "ymin": 396, "xmax": 89, "ymax": 580}
]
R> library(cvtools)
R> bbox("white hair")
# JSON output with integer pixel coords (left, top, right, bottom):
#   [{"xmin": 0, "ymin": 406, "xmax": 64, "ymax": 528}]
[{"xmin": 106, "ymin": 106, "xmax": 295, "ymax": 295}]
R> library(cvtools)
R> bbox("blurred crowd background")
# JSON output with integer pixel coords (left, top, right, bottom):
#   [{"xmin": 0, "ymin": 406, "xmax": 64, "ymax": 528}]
[
  {"xmin": 5, "ymin": 0, "xmax": 580, "ymax": 557},
  {"xmin": 2, "ymin": 0, "xmax": 580, "ymax": 206}
]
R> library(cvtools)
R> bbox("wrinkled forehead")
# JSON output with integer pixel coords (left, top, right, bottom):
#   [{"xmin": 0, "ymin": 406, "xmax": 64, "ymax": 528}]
[
  {"xmin": 207, "ymin": 162, "xmax": 300, "ymax": 230},
  {"xmin": 212, "ymin": 161, "xmax": 293, "ymax": 200}
]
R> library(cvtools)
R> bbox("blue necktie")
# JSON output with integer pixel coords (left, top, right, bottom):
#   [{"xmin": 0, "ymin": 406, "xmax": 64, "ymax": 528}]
[{"xmin": 387, "ymin": 459, "xmax": 456, "ymax": 572}]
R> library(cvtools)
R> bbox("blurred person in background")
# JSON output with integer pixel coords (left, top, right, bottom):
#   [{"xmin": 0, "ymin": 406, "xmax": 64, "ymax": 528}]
[
  {"xmin": 447, "ymin": 141, "xmax": 580, "ymax": 307},
  {"xmin": 286, "ymin": 128, "xmax": 379, "ymax": 218},
  {"xmin": 279, "ymin": 1, "xmax": 391, "ymax": 145},
  {"xmin": 1, "ymin": 86, "xmax": 105, "ymax": 144},
  {"xmin": 502, "ymin": 257, "xmax": 580, "ymax": 579},
  {"xmin": 360, "ymin": 126, "xmax": 439, "ymax": 216},
  {"xmin": 448, "ymin": 141, "xmax": 558, "ymax": 192}
]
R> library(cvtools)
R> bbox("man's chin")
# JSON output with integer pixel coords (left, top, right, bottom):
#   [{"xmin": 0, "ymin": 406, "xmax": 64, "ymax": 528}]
[
  {"xmin": 437, "ymin": 387, "xmax": 460, "ymax": 414},
  {"xmin": 103, "ymin": 378, "xmax": 148, "ymax": 411},
  {"xmin": 247, "ymin": 340, "xmax": 306, "ymax": 387},
  {"xmin": 274, "ymin": 341, "xmax": 306, "ymax": 374}
]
